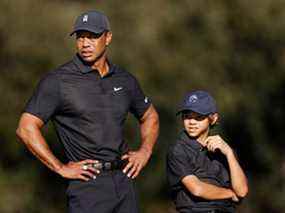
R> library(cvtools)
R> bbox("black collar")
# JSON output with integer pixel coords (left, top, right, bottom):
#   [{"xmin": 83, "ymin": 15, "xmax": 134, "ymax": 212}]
[
  {"xmin": 73, "ymin": 54, "xmax": 115, "ymax": 77},
  {"xmin": 179, "ymin": 130, "xmax": 205, "ymax": 152}
]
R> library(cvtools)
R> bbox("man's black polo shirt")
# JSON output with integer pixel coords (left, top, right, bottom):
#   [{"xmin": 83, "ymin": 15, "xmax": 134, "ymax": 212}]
[
  {"xmin": 25, "ymin": 54, "xmax": 151, "ymax": 162},
  {"xmin": 166, "ymin": 130, "xmax": 235, "ymax": 212}
]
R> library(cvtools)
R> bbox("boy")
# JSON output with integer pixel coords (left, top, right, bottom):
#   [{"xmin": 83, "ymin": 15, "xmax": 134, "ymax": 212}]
[{"xmin": 167, "ymin": 90, "xmax": 248, "ymax": 213}]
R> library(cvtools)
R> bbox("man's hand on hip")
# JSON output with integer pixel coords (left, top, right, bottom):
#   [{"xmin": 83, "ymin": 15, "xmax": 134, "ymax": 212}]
[
  {"xmin": 121, "ymin": 148, "xmax": 152, "ymax": 179},
  {"xmin": 58, "ymin": 159, "xmax": 100, "ymax": 181}
]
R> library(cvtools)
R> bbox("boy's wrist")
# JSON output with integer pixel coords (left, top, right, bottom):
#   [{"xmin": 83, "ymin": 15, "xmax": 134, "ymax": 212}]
[{"xmin": 225, "ymin": 147, "xmax": 234, "ymax": 158}]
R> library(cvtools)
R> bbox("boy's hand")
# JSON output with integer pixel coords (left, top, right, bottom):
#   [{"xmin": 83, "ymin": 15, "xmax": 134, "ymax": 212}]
[{"xmin": 205, "ymin": 135, "xmax": 233, "ymax": 156}]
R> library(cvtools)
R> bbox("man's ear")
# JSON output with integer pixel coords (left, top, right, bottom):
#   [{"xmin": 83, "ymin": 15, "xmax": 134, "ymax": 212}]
[{"xmin": 210, "ymin": 113, "xmax": 219, "ymax": 125}]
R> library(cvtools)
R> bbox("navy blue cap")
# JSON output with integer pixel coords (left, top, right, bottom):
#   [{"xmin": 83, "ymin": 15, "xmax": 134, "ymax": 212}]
[
  {"xmin": 70, "ymin": 10, "xmax": 110, "ymax": 36},
  {"xmin": 176, "ymin": 90, "xmax": 217, "ymax": 115}
]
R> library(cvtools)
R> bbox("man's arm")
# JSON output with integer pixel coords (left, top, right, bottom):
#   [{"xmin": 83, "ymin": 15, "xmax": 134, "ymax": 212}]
[
  {"xmin": 16, "ymin": 113, "xmax": 99, "ymax": 181},
  {"xmin": 122, "ymin": 104, "xmax": 159, "ymax": 179},
  {"xmin": 206, "ymin": 135, "xmax": 249, "ymax": 198},
  {"xmin": 182, "ymin": 175, "xmax": 239, "ymax": 201}
]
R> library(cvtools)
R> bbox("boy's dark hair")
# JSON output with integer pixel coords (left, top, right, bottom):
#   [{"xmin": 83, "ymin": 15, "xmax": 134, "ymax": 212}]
[{"xmin": 181, "ymin": 110, "xmax": 219, "ymax": 128}]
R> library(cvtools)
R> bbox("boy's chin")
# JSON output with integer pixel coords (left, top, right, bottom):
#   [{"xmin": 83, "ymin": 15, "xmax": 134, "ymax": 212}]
[{"xmin": 185, "ymin": 131, "xmax": 199, "ymax": 139}]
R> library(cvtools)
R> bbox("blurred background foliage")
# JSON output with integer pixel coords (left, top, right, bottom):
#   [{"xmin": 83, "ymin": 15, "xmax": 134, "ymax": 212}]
[{"xmin": 0, "ymin": 0, "xmax": 285, "ymax": 212}]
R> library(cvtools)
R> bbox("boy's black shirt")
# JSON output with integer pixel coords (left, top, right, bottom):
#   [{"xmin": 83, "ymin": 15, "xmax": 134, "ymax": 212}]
[{"xmin": 166, "ymin": 130, "xmax": 236, "ymax": 212}]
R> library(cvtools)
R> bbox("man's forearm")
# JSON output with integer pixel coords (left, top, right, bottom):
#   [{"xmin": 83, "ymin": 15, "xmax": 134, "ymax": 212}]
[
  {"xmin": 17, "ymin": 118, "xmax": 98, "ymax": 181},
  {"xmin": 121, "ymin": 105, "xmax": 159, "ymax": 178},
  {"xmin": 139, "ymin": 105, "xmax": 159, "ymax": 154},
  {"xmin": 16, "ymin": 118, "xmax": 63, "ymax": 174},
  {"xmin": 226, "ymin": 150, "xmax": 248, "ymax": 197}
]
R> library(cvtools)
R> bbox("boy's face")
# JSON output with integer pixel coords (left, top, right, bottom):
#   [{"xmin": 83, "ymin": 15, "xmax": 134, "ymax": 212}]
[{"xmin": 182, "ymin": 111, "xmax": 217, "ymax": 140}]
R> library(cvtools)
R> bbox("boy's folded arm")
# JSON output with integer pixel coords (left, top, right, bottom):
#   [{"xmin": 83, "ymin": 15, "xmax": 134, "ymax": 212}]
[
  {"xmin": 225, "ymin": 150, "xmax": 249, "ymax": 198},
  {"xmin": 182, "ymin": 175, "xmax": 238, "ymax": 201}
]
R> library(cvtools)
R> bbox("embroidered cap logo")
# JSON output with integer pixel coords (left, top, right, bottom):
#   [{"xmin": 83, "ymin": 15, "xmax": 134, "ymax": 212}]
[
  {"xmin": 83, "ymin": 15, "xmax": 88, "ymax": 23},
  {"xmin": 188, "ymin": 95, "xmax": 198, "ymax": 104}
]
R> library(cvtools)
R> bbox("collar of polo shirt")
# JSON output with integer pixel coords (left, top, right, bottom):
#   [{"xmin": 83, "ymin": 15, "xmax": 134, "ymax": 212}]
[
  {"xmin": 180, "ymin": 130, "xmax": 204, "ymax": 151},
  {"xmin": 73, "ymin": 54, "xmax": 115, "ymax": 77}
]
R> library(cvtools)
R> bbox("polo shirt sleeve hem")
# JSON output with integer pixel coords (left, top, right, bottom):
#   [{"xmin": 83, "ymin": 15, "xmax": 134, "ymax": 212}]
[
  {"xmin": 129, "ymin": 74, "xmax": 152, "ymax": 120},
  {"xmin": 180, "ymin": 173, "xmax": 196, "ymax": 182},
  {"xmin": 167, "ymin": 147, "xmax": 196, "ymax": 187},
  {"xmin": 23, "ymin": 110, "xmax": 49, "ymax": 125},
  {"xmin": 175, "ymin": 172, "xmax": 195, "ymax": 186},
  {"xmin": 133, "ymin": 102, "xmax": 152, "ymax": 120}
]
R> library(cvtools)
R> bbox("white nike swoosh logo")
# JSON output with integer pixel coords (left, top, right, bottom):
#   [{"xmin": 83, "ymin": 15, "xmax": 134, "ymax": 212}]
[{"xmin": 114, "ymin": 87, "xmax": 123, "ymax": 92}]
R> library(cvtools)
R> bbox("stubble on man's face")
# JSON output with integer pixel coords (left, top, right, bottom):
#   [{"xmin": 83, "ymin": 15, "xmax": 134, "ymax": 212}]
[{"xmin": 76, "ymin": 31, "xmax": 110, "ymax": 64}]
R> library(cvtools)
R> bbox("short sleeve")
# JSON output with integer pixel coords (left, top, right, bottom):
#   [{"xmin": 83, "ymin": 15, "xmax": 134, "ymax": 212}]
[
  {"xmin": 24, "ymin": 72, "xmax": 61, "ymax": 124},
  {"xmin": 166, "ymin": 147, "xmax": 196, "ymax": 187},
  {"xmin": 129, "ymin": 76, "xmax": 151, "ymax": 119}
]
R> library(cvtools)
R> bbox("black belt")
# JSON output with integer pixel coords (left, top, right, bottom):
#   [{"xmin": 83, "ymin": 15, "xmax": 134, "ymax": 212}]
[{"xmin": 90, "ymin": 160, "xmax": 126, "ymax": 171}]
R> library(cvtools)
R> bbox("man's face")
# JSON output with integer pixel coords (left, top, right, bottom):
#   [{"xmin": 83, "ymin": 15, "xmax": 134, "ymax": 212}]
[
  {"xmin": 76, "ymin": 30, "xmax": 112, "ymax": 63},
  {"xmin": 182, "ymin": 111, "xmax": 211, "ymax": 139}
]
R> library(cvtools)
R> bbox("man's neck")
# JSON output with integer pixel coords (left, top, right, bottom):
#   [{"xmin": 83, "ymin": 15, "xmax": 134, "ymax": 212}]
[{"xmin": 91, "ymin": 55, "xmax": 109, "ymax": 77}]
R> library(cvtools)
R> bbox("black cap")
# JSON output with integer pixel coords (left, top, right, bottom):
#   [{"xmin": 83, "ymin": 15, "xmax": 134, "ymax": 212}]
[
  {"xmin": 176, "ymin": 90, "xmax": 217, "ymax": 115},
  {"xmin": 70, "ymin": 10, "xmax": 110, "ymax": 36}
]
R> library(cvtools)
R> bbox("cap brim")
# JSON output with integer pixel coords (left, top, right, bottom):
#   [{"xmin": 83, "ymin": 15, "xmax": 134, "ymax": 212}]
[
  {"xmin": 70, "ymin": 26, "xmax": 106, "ymax": 36},
  {"xmin": 176, "ymin": 108, "xmax": 210, "ymax": 116}
]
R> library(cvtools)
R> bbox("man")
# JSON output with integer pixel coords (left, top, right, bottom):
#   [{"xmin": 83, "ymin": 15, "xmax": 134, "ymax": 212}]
[{"xmin": 16, "ymin": 10, "xmax": 159, "ymax": 213}]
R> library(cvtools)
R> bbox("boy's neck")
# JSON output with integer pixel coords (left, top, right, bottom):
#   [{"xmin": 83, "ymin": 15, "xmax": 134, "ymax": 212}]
[{"xmin": 196, "ymin": 128, "xmax": 209, "ymax": 147}]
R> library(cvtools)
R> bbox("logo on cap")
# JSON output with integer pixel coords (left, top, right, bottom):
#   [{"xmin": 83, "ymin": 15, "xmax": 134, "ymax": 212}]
[
  {"xmin": 188, "ymin": 95, "xmax": 198, "ymax": 104},
  {"xmin": 83, "ymin": 15, "xmax": 88, "ymax": 22}
]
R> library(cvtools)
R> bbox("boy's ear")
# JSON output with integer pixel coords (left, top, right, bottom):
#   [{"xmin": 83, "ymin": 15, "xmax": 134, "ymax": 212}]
[
  {"xmin": 210, "ymin": 113, "xmax": 219, "ymax": 125},
  {"xmin": 106, "ymin": 31, "xmax": 112, "ymax": 46}
]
